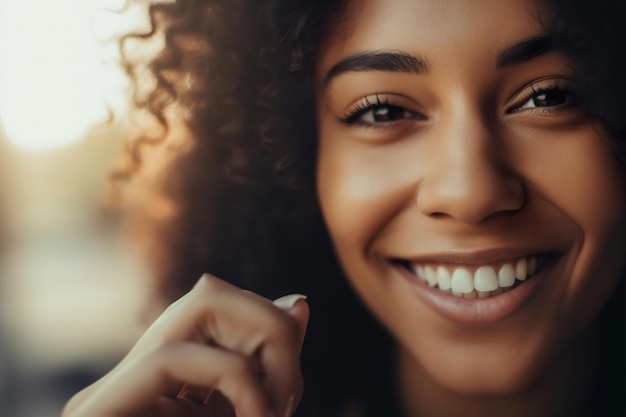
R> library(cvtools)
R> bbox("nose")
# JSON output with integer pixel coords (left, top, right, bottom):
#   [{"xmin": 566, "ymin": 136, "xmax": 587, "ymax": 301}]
[{"xmin": 416, "ymin": 112, "xmax": 525, "ymax": 225}]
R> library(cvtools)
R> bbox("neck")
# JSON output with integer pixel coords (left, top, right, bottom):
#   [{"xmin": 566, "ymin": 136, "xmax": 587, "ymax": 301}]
[{"xmin": 396, "ymin": 329, "xmax": 598, "ymax": 417}]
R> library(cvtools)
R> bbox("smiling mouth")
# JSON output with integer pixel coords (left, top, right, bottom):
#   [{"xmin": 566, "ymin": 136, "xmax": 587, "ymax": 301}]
[{"xmin": 396, "ymin": 255, "xmax": 553, "ymax": 299}]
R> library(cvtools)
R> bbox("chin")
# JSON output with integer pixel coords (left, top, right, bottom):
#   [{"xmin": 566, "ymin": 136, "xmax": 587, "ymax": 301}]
[
  {"xmin": 397, "ymin": 324, "xmax": 563, "ymax": 396},
  {"xmin": 429, "ymin": 357, "xmax": 544, "ymax": 396}
]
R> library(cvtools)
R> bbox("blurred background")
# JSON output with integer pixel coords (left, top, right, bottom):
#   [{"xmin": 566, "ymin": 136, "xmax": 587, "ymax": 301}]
[{"xmin": 0, "ymin": 1, "xmax": 157, "ymax": 415}]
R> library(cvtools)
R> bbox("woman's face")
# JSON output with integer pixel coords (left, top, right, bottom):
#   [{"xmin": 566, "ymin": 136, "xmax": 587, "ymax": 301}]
[{"xmin": 316, "ymin": 0, "xmax": 626, "ymax": 394}]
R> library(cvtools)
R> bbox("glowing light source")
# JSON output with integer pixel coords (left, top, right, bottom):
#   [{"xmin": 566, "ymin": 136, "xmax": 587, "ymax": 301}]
[{"xmin": 0, "ymin": 0, "xmax": 130, "ymax": 150}]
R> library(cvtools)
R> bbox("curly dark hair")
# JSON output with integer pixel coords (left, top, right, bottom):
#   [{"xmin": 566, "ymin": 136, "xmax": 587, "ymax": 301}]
[
  {"xmin": 116, "ymin": 0, "xmax": 626, "ymax": 415},
  {"xmin": 117, "ymin": 0, "xmax": 340, "ymax": 293}
]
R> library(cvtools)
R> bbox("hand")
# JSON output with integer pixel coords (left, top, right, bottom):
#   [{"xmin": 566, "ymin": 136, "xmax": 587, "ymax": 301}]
[{"xmin": 61, "ymin": 274, "xmax": 309, "ymax": 417}]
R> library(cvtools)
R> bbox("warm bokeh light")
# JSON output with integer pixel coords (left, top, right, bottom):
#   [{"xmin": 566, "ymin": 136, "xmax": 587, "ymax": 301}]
[
  {"xmin": 0, "ymin": 3, "xmax": 158, "ymax": 416},
  {"xmin": 0, "ymin": 0, "xmax": 132, "ymax": 150}
]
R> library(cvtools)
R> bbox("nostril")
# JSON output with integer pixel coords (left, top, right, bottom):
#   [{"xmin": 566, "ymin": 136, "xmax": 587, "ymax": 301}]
[
  {"xmin": 416, "ymin": 169, "xmax": 527, "ymax": 225},
  {"xmin": 429, "ymin": 212, "xmax": 448, "ymax": 219}
]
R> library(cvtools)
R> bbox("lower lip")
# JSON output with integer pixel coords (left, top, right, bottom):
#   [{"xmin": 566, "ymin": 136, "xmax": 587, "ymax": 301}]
[{"xmin": 396, "ymin": 261, "xmax": 553, "ymax": 326}]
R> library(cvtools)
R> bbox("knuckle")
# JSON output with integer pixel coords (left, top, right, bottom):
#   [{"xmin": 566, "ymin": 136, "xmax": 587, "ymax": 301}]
[
  {"xmin": 188, "ymin": 275, "xmax": 231, "ymax": 310},
  {"xmin": 184, "ymin": 278, "xmax": 218, "ymax": 309},
  {"xmin": 196, "ymin": 273, "xmax": 228, "ymax": 295}
]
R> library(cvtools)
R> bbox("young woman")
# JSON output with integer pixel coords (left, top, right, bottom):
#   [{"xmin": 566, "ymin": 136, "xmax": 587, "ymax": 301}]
[{"xmin": 63, "ymin": 0, "xmax": 626, "ymax": 416}]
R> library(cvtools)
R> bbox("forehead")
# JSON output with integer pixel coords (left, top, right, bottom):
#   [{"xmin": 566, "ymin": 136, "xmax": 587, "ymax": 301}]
[{"xmin": 317, "ymin": 0, "xmax": 543, "ymax": 78}]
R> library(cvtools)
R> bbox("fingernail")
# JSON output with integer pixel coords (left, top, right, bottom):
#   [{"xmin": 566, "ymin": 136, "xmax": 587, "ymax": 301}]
[
  {"xmin": 283, "ymin": 394, "xmax": 296, "ymax": 417},
  {"xmin": 194, "ymin": 273, "xmax": 213, "ymax": 287},
  {"xmin": 273, "ymin": 294, "xmax": 307, "ymax": 309}
]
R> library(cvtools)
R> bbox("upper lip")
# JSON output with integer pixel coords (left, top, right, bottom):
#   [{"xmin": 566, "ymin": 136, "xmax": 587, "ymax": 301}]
[{"xmin": 392, "ymin": 247, "xmax": 561, "ymax": 266}]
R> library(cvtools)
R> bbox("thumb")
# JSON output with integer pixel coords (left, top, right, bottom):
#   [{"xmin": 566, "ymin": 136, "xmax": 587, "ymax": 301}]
[{"xmin": 273, "ymin": 294, "xmax": 309, "ymax": 349}]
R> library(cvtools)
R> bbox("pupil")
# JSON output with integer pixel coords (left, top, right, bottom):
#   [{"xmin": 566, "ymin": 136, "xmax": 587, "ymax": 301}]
[
  {"xmin": 373, "ymin": 105, "xmax": 404, "ymax": 121},
  {"xmin": 534, "ymin": 90, "xmax": 566, "ymax": 107}
]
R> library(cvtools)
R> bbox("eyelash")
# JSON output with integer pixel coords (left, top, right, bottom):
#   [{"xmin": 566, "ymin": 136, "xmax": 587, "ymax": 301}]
[
  {"xmin": 340, "ymin": 94, "xmax": 423, "ymax": 126},
  {"xmin": 508, "ymin": 81, "xmax": 575, "ymax": 114},
  {"xmin": 340, "ymin": 80, "xmax": 577, "ymax": 127}
]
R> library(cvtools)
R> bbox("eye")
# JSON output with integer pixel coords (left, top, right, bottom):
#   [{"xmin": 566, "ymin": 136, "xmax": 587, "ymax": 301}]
[
  {"xmin": 360, "ymin": 104, "xmax": 410, "ymax": 123},
  {"xmin": 518, "ymin": 88, "xmax": 572, "ymax": 110},
  {"xmin": 341, "ymin": 94, "xmax": 423, "ymax": 125},
  {"xmin": 508, "ymin": 79, "xmax": 576, "ymax": 114}
]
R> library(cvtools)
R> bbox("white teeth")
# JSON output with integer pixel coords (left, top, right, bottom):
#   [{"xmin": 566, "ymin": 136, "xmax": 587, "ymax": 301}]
[
  {"xmin": 515, "ymin": 258, "xmax": 528, "ymax": 281},
  {"xmin": 436, "ymin": 266, "xmax": 452, "ymax": 290},
  {"xmin": 450, "ymin": 268, "xmax": 474, "ymax": 293},
  {"xmin": 408, "ymin": 255, "xmax": 541, "ymax": 297},
  {"xmin": 415, "ymin": 265, "xmax": 426, "ymax": 280},
  {"xmin": 424, "ymin": 266, "xmax": 438, "ymax": 287},
  {"xmin": 474, "ymin": 266, "xmax": 499, "ymax": 292},
  {"xmin": 497, "ymin": 263, "xmax": 516, "ymax": 288}
]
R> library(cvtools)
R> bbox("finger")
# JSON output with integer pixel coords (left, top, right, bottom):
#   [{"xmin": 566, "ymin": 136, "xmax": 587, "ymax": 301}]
[
  {"xmin": 273, "ymin": 294, "xmax": 309, "ymax": 349},
  {"xmin": 257, "ymin": 297, "xmax": 309, "ymax": 417},
  {"xmin": 143, "ymin": 274, "xmax": 304, "ymax": 364},
  {"xmin": 78, "ymin": 342, "xmax": 272, "ymax": 417},
  {"xmin": 175, "ymin": 281, "xmax": 307, "ymax": 417},
  {"xmin": 185, "ymin": 279, "xmax": 309, "ymax": 417},
  {"xmin": 133, "ymin": 276, "xmax": 305, "ymax": 416},
  {"xmin": 136, "ymin": 275, "xmax": 271, "ymax": 346},
  {"xmin": 272, "ymin": 295, "xmax": 309, "ymax": 417}
]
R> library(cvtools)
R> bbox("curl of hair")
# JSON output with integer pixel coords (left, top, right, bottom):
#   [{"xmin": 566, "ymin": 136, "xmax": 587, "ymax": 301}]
[
  {"xmin": 539, "ymin": 0, "xmax": 626, "ymax": 166},
  {"xmin": 116, "ymin": 1, "xmax": 394, "ymax": 415},
  {"xmin": 117, "ymin": 0, "xmax": 305, "ymax": 295}
]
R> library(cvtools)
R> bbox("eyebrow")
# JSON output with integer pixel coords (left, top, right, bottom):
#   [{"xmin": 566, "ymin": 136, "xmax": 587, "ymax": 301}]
[
  {"xmin": 322, "ymin": 51, "xmax": 428, "ymax": 85},
  {"xmin": 322, "ymin": 35, "xmax": 557, "ymax": 86},
  {"xmin": 495, "ymin": 35, "xmax": 554, "ymax": 68}
]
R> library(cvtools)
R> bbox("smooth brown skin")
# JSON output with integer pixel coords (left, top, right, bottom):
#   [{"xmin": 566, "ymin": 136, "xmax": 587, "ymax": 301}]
[
  {"xmin": 316, "ymin": 0, "xmax": 626, "ymax": 416},
  {"xmin": 62, "ymin": 275, "xmax": 309, "ymax": 417}
]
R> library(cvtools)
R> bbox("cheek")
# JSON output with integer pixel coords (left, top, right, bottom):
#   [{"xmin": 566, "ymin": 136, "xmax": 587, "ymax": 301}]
[
  {"xmin": 565, "ymin": 155, "xmax": 626, "ymax": 314},
  {"xmin": 515, "ymin": 124, "xmax": 626, "ymax": 227},
  {"xmin": 523, "ymin": 128, "xmax": 626, "ymax": 249},
  {"xmin": 316, "ymin": 124, "xmax": 425, "ymax": 254},
  {"xmin": 317, "ymin": 153, "xmax": 395, "ymax": 250},
  {"xmin": 540, "ymin": 144, "xmax": 625, "ymax": 231},
  {"xmin": 514, "ymin": 127, "xmax": 626, "ymax": 317}
]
